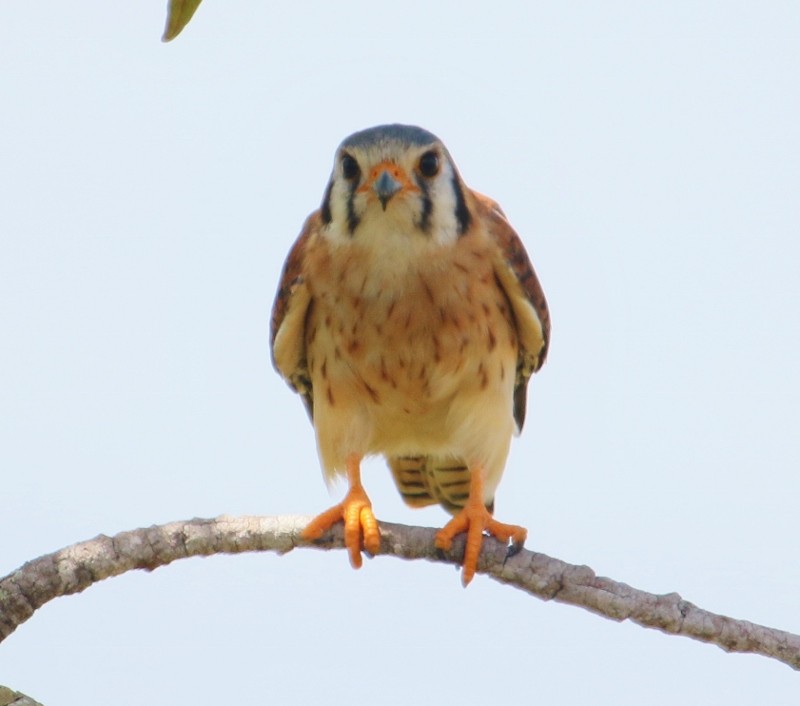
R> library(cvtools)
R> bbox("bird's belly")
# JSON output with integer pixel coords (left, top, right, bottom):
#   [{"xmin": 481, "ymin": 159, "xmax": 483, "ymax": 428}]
[{"xmin": 306, "ymin": 269, "xmax": 519, "ymax": 458}]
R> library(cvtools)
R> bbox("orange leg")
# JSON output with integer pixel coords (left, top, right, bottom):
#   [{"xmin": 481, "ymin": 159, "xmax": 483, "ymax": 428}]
[
  {"xmin": 434, "ymin": 468, "xmax": 527, "ymax": 586},
  {"xmin": 301, "ymin": 454, "xmax": 380, "ymax": 569}
]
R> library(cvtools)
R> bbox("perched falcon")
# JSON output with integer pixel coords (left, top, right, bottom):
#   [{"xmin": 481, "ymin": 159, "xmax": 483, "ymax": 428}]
[{"xmin": 270, "ymin": 124, "xmax": 550, "ymax": 585}]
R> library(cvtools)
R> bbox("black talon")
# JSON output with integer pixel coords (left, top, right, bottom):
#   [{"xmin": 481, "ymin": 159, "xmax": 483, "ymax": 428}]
[{"xmin": 504, "ymin": 539, "xmax": 524, "ymax": 563}]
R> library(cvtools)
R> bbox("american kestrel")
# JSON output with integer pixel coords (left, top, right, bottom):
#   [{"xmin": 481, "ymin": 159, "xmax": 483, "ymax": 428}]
[{"xmin": 270, "ymin": 124, "xmax": 550, "ymax": 585}]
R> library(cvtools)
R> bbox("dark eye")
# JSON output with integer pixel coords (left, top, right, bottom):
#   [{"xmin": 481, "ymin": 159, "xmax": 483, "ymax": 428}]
[
  {"xmin": 341, "ymin": 153, "xmax": 360, "ymax": 180},
  {"xmin": 418, "ymin": 151, "xmax": 440, "ymax": 178}
]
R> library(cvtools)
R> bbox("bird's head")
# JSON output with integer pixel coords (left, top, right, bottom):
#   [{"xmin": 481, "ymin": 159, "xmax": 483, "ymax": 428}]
[{"xmin": 320, "ymin": 124, "xmax": 472, "ymax": 247}]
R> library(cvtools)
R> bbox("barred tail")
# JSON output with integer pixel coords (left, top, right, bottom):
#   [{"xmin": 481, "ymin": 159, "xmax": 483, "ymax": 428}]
[{"xmin": 388, "ymin": 455, "xmax": 491, "ymax": 515}]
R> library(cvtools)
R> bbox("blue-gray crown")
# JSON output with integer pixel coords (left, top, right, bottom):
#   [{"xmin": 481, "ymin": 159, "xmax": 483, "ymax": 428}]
[{"xmin": 340, "ymin": 124, "xmax": 440, "ymax": 150}]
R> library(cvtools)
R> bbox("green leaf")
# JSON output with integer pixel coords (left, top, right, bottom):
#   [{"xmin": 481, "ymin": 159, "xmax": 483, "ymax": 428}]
[{"xmin": 162, "ymin": 0, "xmax": 203, "ymax": 42}]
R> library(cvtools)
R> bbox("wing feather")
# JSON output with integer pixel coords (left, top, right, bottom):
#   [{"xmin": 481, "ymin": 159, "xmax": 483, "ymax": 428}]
[
  {"xmin": 270, "ymin": 212, "xmax": 320, "ymax": 419},
  {"xmin": 474, "ymin": 193, "xmax": 550, "ymax": 431}
]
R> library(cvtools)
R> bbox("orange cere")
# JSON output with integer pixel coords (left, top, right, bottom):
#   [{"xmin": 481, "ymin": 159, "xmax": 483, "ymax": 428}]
[{"xmin": 356, "ymin": 160, "xmax": 421, "ymax": 196}]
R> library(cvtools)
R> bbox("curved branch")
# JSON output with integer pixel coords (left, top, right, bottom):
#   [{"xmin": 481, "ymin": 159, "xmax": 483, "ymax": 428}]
[
  {"xmin": 1, "ymin": 515, "xmax": 798, "ymax": 670},
  {"xmin": 0, "ymin": 686, "xmax": 43, "ymax": 706}
]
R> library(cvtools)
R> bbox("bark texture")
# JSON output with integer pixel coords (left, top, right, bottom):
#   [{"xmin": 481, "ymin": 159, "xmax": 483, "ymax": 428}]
[
  {"xmin": 0, "ymin": 686, "xmax": 43, "ymax": 706},
  {"xmin": 1, "ymin": 515, "xmax": 798, "ymax": 673}
]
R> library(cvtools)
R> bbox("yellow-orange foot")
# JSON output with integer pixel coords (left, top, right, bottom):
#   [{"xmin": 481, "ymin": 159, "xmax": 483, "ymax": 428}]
[
  {"xmin": 302, "ymin": 484, "xmax": 380, "ymax": 569},
  {"xmin": 434, "ymin": 470, "xmax": 527, "ymax": 586}
]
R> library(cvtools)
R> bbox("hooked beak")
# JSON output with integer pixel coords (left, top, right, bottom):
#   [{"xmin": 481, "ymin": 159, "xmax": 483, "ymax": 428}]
[{"xmin": 373, "ymin": 169, "xmax": 402, "ymax": 210}]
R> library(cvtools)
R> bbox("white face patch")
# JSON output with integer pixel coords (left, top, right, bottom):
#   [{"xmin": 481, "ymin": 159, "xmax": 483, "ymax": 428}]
[
  {"xmin": 322, "ymin": 138, "xmax": 466, "ymax": 251},
  {"xmin": 423, "ymin": 158, "xmax": 461, "ymax": 246}
]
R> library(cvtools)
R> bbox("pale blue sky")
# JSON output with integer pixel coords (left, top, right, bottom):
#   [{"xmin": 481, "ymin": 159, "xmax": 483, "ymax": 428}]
[{"xmin": 1, "ymin": 2, "xmax": 799, "ymax": 703}]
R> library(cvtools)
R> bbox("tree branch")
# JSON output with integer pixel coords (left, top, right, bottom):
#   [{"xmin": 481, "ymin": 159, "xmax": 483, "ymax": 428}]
[
  {"xmin": 0, "ymin": 686, "xmax": 43, "ymax": 706},
  {"xmin": 1, "ymin": 515, "xmax": 798, "ymax": 671}
]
